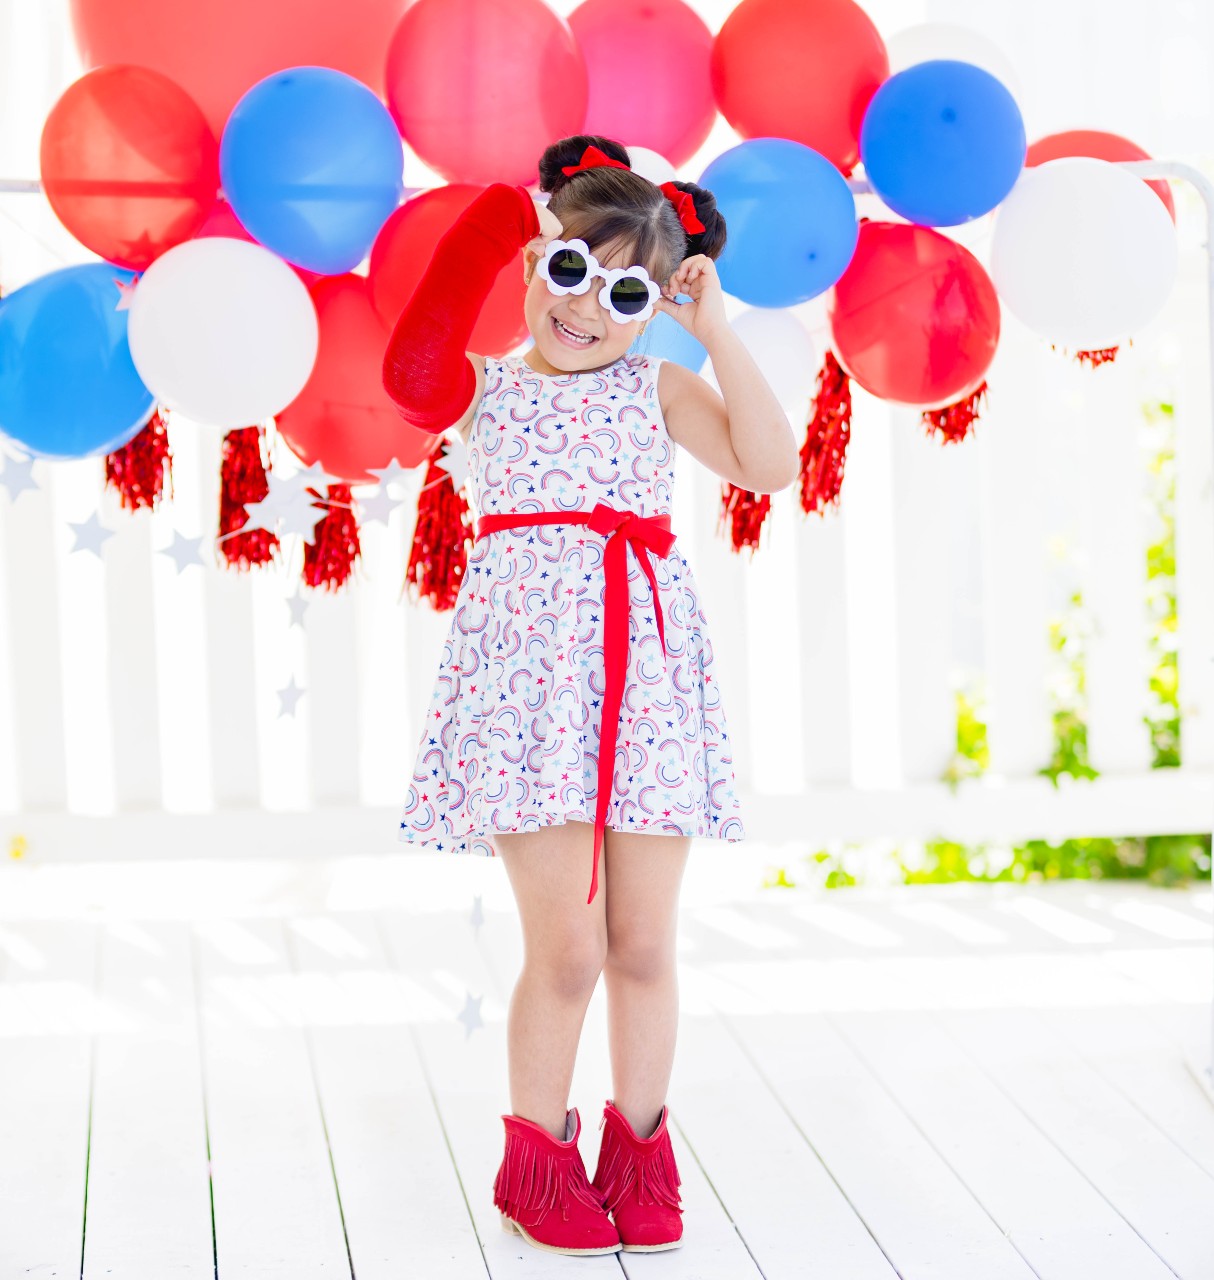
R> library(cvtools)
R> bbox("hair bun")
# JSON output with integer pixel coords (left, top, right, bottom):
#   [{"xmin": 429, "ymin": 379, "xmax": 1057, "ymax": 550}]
[
  {"xmin": 538, "ymin": 134, "xmax": 632, "ymax": 196},
  {"xmin": 665, "ymin": 179, "xmax": 727, "ymax": 261}
]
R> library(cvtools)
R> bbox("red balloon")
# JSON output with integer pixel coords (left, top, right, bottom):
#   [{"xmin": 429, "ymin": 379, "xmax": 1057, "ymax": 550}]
[
  {"xmin": 195, "ymin": 197, "xmax": 325, "ymax": 290},
  {"xmin": 40, "ymin": 65, "xmax": 217, "ymax": 271},
  {"xmin": 275, "ymin": 274, "xmax": 436, "ymax": 484},
  {"xmin": 385, "ymin": 0, "xmax": 587, "ymax": 186},
  {"xmin": 1027, "ymin": 129, "xmax": 1176, "ymax": 224},
  {"xmin": 569, "ymin": 0, "xmax": 715, "ymax": 169},
  {"xmin": 368, "ymin": 186, "xmax": 530, "ymax": 357},
  {"xmin": 829, "ymin": 221, "xmax": 1000, "ymax": 408},
  {"xmin": 69, "ymin": 0, "xmax": 409, "ymax": 141},
  {"xmin": 711, "ymin": 0, "xmax": 887, "ymax": 176}
]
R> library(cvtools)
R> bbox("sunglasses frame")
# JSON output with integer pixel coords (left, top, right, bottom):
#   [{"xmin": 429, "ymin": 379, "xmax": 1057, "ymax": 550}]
[{"xmin": 535, "ymin": 237, "xmax": 661, "ymax": 324}]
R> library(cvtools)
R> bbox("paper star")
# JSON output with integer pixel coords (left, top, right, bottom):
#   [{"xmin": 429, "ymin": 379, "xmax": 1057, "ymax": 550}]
[
  {"xmin": 276, "ymin": 675, "xmax": 305, "ymax": 719},
  {"xmin": 282, "ymin": 492, "xmax": 329, "ymax": 543},
  {"xmin": 67, "ymin": 510, "xmax": 116, "ymax": 559},
  {"xmin": 469, "ymin": 893, "xmax": 484, "ymax": 934},
  {"xmin": 113, "ymin": 276, "xmax": 138, "ymax": 311},
  {"xmin": 295, "ymin": 460, "xmax": 344, "ymax": 489},
  {"xmin": 434, "ymin": 437, "xmax": 468, "ymax": 492},
  {"xmin": 457, "ymin": 989, "xmax": 484, "ymax": 1038},
  {"xmin": 0, "ymin": 452, "xmax": 39, "ymax": 502},
  {"xmin": 285, "ymin": 591, "xmax": 309, "ymax": 629},
  {"xmin": 365, "ymin": 457, "xmax": 412, "ymax": 491},
  {"xmin": 355, "ymin": 485, "xmax": 399, "ymax": 527},
  {"xmin": 159, "ymin": 529, "xmax": 207, "ymax": 574}
]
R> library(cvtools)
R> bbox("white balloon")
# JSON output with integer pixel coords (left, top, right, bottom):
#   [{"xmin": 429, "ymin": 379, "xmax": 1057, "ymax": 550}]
[
  {"xmin": 626, "ymin": 145, "xmax": 677, "ymax": 186},
  {"xmin": 704, "ymin": 307, "xmax": 817, "ymax": 414},
  {"xmin": 128, "ymin": 237, "xmax": 319, "ymax": 428},
  {"xmin": 990, "ymin": 157, "xmax": 1177, "ymax": 350},
  {"xmin": 886, "ymin": 23, "xmax": 1023, "ymax": 101}
]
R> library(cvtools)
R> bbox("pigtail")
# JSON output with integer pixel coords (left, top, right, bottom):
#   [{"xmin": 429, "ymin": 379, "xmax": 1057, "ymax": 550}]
[{"xmin": 666, "ymin": 180, "xmax": 727, "ymax": 262}]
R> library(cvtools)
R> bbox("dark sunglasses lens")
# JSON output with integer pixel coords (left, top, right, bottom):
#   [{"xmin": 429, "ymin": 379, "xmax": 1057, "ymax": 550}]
[
  {"xmin": 549, "ymin": 248, "xmax": 589, "ymax": 288},
  {"xmin": 610, "ymin": 276, "xmax": 650, "ymax": 316}
]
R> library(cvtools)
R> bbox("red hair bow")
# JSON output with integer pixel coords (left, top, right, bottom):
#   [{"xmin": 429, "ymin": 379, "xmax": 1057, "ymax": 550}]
[
  {"xmin": 560, "ymin": 143, "xmax": 631, "ymax": 177},
  {"xmin": 659, "ymin": 180, "xmax": 705, "ymax": 235},
  {"xmin": 560, "ymin": 144, "xmax": 706, "ymax": 237}
]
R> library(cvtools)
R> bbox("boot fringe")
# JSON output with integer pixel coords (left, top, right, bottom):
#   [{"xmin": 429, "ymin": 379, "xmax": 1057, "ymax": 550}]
[
  {"xmin": 492, "ymin": 1123, "xmax": 605, "ymax": 1222},
  {"xmin": 593, "ymin": 1114, "xmax": 683, "ymax": 1214}
]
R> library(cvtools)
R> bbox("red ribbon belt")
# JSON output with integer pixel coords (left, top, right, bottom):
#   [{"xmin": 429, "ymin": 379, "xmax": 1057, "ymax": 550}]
[{"xmin": 474, "ymin": 501, "xmax": 677, "ymax": 904}]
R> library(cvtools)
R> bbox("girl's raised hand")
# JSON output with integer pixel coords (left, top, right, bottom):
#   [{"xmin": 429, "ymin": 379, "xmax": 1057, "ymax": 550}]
[
  {"xmin": 525, "ymin": 200, "xmax": 563, "ymax": 261},
  {"xmin": 653, "ymin": 254, "xmax": 728, "ymax": 345}
]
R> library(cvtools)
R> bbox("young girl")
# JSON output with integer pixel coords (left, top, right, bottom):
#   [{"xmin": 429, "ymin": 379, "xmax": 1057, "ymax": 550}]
[{"xmin": 383, "ymin": 133, "xmax": 798, "ymax": 1257}]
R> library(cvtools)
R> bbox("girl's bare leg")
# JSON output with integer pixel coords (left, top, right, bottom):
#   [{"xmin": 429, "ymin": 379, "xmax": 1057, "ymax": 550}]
[
  {"xmin": 494, "ymin": 819, "xmax": 607, "ymax": 1141},
  {"xmin": 601, "ymin": 830, "xmax": 691, "ymax": 1138}
]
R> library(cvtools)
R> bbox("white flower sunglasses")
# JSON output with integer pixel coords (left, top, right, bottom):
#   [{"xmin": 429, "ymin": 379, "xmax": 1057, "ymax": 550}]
[{"xmin": 535, "ymin": 237, "xmax": 662, "ymax": 324}]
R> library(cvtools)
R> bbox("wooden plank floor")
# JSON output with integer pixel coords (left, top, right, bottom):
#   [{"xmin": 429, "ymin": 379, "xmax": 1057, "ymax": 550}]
[{"xmin": 0, "ymin": 848, "xmax": 1211, "ymax": 1278}]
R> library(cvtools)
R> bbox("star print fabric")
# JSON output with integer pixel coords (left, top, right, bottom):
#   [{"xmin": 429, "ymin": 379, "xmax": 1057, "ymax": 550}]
[{"xmin": 397, "ymin": 352, "xmax": 745, "ymax": 857}]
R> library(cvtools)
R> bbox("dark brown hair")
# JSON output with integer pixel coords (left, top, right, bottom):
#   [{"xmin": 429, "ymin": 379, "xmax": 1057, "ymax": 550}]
[{"xmin": 537, "ymin": 134, "xmax": 726, "ymax": 287}]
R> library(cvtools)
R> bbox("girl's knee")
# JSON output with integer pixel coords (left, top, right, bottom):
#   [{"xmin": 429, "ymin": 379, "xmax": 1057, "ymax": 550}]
[
  {"xmin": 528, "ymin": 934, "xmax": 607, "ymax": 999},
  {"xmin": 604, "ymin": 931, "xmax": 674, "ymax": 983}
]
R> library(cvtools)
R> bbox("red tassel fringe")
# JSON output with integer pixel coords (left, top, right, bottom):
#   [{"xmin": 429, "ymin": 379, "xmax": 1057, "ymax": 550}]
[
  {"xmin": 799, "ymin": 349, "xmax": 852, "ymax": 515},
  {"xmin": 1074, "ymin": 346, "xmax": 1120, "ymax": 367},
  {"xmin": 718, "ymin": 482, "xmax": 772, "ymax": 554},
  {"xmin": 402, "ymin": 444, "xmax": 472, "ymax": 611},
  {"xmin": 921, "ymin": 380, "xmax": 988, "ymax": 444},
  {"xmin": 591, "ymin": 1113, "xmax": 682, "ymax": 1215},
  {"xmin": 104, "ymin": 407, "xmax": 173, "ymax": 511},
  {"xmin": 1050, "ymin": 338, "xmax": 1131, "ymax": 367},
  {"xmin": 302, "ymin": 482, "xmax": 361, "ymax": 591},
  {"xmin": 217, "ymin": 425, "xmax": 279, "ymax": 570},
  {"xmin": 492, "ymin": 1122, "xmax": 605, "ymax": 1226}
]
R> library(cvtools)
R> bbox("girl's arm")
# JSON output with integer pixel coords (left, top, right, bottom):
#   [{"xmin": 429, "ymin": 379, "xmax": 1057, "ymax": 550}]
[{"xmin": 382, "ymin": 183, "xmax": 540, "ymax": 434}]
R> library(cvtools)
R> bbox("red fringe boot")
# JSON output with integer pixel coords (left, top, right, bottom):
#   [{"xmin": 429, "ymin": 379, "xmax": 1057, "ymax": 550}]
[
  {"xmin": 591, "ymin": 1099, "xmax": 684, "ymax": 1251},
  {"xmin": 493, "ymin": 1108, "xmax": 621, "ymax": 1256}
]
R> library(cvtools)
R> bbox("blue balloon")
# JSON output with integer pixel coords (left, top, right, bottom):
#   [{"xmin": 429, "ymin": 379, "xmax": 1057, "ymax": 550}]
[
  {"xmin": 629, "ymin": 295, "xmax": 707, "ymax": 371},
  {"xmin": 699, "ymin": 138, "xmax": 858, "ymax": 307},
  {"xmin": 860, "ymin": 60, "xmax": 1025, "ymax": 226},
  {"xmin": 221, "ymin": 66, "xmax": 404, "ymax": 274},
  {"xmin": 0, "ymin": 265, "xmax": 154, "ymax": 459}
]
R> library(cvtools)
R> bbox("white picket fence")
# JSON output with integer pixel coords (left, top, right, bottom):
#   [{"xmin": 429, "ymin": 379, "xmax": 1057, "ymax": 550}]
[
  {"xmin": 0, "ymin": 0, "xmax": 1213, "ymax": 866},
  {"xmin": 0, "ymin": 217, "xmax": 1212, "ymax": 867}
]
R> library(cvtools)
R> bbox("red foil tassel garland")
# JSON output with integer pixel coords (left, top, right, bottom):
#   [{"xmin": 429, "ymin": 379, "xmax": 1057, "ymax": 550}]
[
  {"xmin": 217, "ymin": 424, "xmax": 279, "ymax": 569},
  {"xmin": 403, "ymin": 442, "xmax": 473, "ymax": 611},
  {"xmin": 104, "ymin": 407, "xmax": 174, "ymax": 511},
  {"xmin": 718, "ymin": 482, "xmax": 772, "ymax": 554},
  {"xmin": 799, "ymin": 349, "xmax": 852, "ymax": 515},
  {"xmin": 303, "ymin": 483, "xmax": 361, "ymax": 591},
  {"xmin": 921, "ymin": 380, "xmax": 988, "ymax": 444}
]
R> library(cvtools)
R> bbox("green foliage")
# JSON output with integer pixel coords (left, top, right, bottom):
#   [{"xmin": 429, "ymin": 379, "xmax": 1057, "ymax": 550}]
[{"xmin": 761, "ymin": 398, "xmax": 1210, "ymax": 892}]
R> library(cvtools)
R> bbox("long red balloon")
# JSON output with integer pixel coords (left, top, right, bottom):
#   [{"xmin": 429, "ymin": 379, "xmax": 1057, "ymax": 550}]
[{"xmin": 368, "ymin": 186, "xmax": 530, "ymax": 357}]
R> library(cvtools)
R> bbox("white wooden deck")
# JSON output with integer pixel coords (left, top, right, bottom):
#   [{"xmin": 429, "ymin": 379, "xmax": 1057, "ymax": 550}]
[{"xmin": 0, "ymin": 848, "xmax": 1211, "ymax": 1278}]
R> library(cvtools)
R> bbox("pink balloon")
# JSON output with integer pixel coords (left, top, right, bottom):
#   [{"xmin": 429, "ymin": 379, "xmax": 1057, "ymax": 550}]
[
  {"xmin": 569, "ymin": 0, "xmax": 716, "ymax": 169},
  {"xmin": 385, "ymin": 0, "xmax": 588, "ymax": 185}
]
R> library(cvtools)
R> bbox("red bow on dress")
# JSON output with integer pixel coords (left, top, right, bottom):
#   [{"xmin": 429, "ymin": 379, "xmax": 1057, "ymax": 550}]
[{"xmin": 560, "ymin": 144, "xmax": 706, "ymax": 236}]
